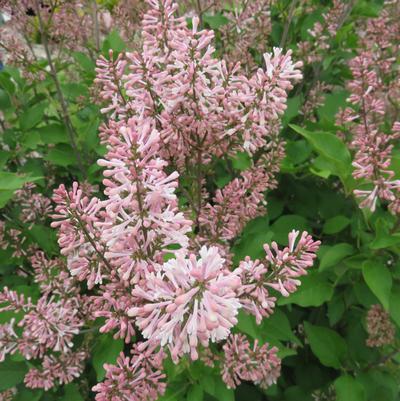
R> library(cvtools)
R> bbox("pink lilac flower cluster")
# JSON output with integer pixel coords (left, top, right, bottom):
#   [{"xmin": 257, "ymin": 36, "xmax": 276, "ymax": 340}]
[
  {"xmin": 93, "ymin": 345, "xmax": 166, "ymax": 401},
  {"xmin": 236, "ymin": 230, "xmax": 320, "ymax": 324},
  {"xmin": 0, "ymin": 0, "xmax": 109, "ymax": 83},
  {"xmin": 221, "ymin": 334, "xmax": 281, "ymax": 389},
  {"xmin": 0, "ymin": 222, "xmax": 29, "ymax": 259},
  {"xmin": 0, "ymin": 250, "xmax": 88, "ymax": 390},
  {"xmin": 0, "ymin": 0, "xmax": 319, "ymax": 398},
  {"xmin": 0, "ymin": 388, "xmax": 16, "ymax": 401},
  {"xmin": 14, "ymin": 183, "xmax": 53, "ymax": 226},
  {"xmin": 298, "ymin": 0, "xmax": 349, "ymax": 64},
  {"xmin": 336, "ymin": 2, "xmax": 400, "ymax": 212}
]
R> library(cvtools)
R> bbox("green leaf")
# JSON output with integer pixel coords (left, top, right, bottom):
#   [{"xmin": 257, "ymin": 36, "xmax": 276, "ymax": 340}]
[
  {"xmin": 21, "ymin": 131, "xmax": 42, "ymax": 150},
  {"xmin": 357, "ymin": 369, "xmax": 398, "ymax": 401},
  {"xmin": 0, "ymin": 190, "xmax": 15, "ymax": 208},
  {"xmin": 19, "ymin": 103, "xmax": 46, "ymax": 131},
  {"xmin": 214, "ymin": 377, "xmax": 234, "ymax": 401},
  {"xmin": 200, "ymin": 374, "xmax": 216, "ymax": 397},
  {"xmin": 369, "ymin": 232, "xmax": 400, "ymax": 249},
  {"xmin": 60, "ymin": 384, "xmax": 84, "ymax": 401},
  {"xmin": 304, "ymin": 322, "xmax": 347, "ymax": 369},
  {"xmin": 279, "ymin": 272, "xmax": 334, "ymax": 307},
  {"xmin": 102, "ymin": 30, "xmax": 126, "ymax": 55},
  {"xmin": 0, "ymin": 89, "xmax": 11, "ymax": 109},
  {"xmin": 354, "ymin": 282, "xmax": 379, "ymax": 307},
  {"xmin": 334, "ymin": 375, "xmax": 365, "ymax": 401},
  {"xmin": 0, "ymin": 172, "xmax": 42, "ymax": 191},
  {"xmin": 327, "ymin": 294, "xmax": 346, "ymax": 326},
  {"xmin": 158, "ymin": 385, "xmax": 187, "ymax": 401},
  {"xmin": 13, "ymin": 388, "xmax": 42, "ymax": 401},
  {"xmin": 38, "ymin": 124, "xmax": 69, "ymax": 144},
  {"xmin": 290, "ymin": 124, "xmax": 352, "ymax": 180},
  {"xmin": 323, "ymin": 216, "xmax": 350, "ymax": 234},
  {"xmin": 260, "ymin": 309, "xmax": 301, "ymax": 345},
  {"xmin": 186, "ymin": 385, "xmax": 203, "ymax": 401},
  {"xmin": 0, "ymin": 71, "xmax": 16, "ymax": 93},
  {"xmin": 203, "ymin": 13, "xmax": 230, "ymax": 29},
  {"xmin": 0, "ymin": 360, "xmax": 28, "ymax": 390},
  {"xmin": 319, "ymin": 243, "xmax": 354, "ymax": 271},
  {"xmin": 29, "ymin": 225, "xmax": 58, "ymax": 254},
  {"xmin": 44, "ymin": 144, "xmax": 77, "ymax": 167},
  {"xmin": 232, "ymin": 230, "xmax": 274, "ymax": 264},
  {"xmin": 230, "ymin": 152, "xmax": 251, "ymax": 171},
  {"xmin": 0, "ymin": 150, "xmax": 9, "ymax": 169},
  {"xmin": 285, "ymin": 140, "xmax": 312, "ymax": 165},
  {"xmin": 92, "ymin": 334, "xmax": 124, "ymax": 380},
  {"xmin": 72, "ymin": 51, "xmax": 96, "ymax": 74},
  {"xmin": 61, "ymin": 83, "xmax": 88, "ymax": 100},
  {"xmin": 362, "ymin": 261, "xmax": 392, "ymax": 310},
  {"xmin": 317, "ymin": 91, "xmax": 349, "ymax": 123},
  {"xmin": 270, "ymin": 214, "xmax": 310, "ymax": 245},
  {"xmin": 389, "ymin": 285, "xmax": 400, "ymax": 327},
  {"xmin": 282, "ymin": 96, "xmax": 302, "ymax": 126},
  {"xmin": 236, "ymin": 311, "xmax": 260, "ymax": 341}
]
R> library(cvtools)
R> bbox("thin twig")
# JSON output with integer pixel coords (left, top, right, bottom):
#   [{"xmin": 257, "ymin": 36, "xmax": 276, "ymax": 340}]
[{"xmin": 34, "ymin": 0, "xmax": 86, "ymax": 178}]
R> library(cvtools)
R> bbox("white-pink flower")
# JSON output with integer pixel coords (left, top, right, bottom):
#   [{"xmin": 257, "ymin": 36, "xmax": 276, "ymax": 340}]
[{"xmin": 129, "ymin": 246, "xmax": 242, "ymax": 361}]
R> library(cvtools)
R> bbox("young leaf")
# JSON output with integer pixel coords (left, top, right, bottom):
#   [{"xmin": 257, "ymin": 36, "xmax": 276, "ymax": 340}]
[{"xmin": 289, "ymin": 124, "xmax": 352, "ymax": 180}]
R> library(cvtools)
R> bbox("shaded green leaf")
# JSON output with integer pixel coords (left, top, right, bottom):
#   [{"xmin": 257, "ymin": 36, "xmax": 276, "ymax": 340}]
[
  {"xmin": 60, "ymin": 384, "xmax": 84, "ymax": 401},
  {"xmin": 323, "ymin": 216, "xmax": 350, "ymax": 234},
  {"xmin": 304, "ymin": 322, "xmax": 347, "ymax": 369},
  {"xmin": 92, "ymin": 334, "xmax": 124, "ymax": 381},
  {"xmin": 271, "ymin": 214, "xmax": 310, "ymax": 245},
  {"xmin": 0, "ymin": 360, "xmax": 28, "ymax": 390},
  {"xmin": 334, "ymin": 375, "xmax": 365, "ymax": 401}
]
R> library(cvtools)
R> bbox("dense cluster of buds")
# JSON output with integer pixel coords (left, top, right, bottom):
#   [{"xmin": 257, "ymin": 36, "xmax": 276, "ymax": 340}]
[
  {"xmin": 366, "ymin": 304, "xmax": 395, "ymax": 348},
  {"xmin": 221, "ymin": 334, "xmax": 280, "ymax": 389},
  {"xmin": 92, "ymin": 345, "xmax": 166, "ymax": 401},
  {"xmin": 337, "ymin": 2, "xmax": 400, "ymax": 212},
  {"xmin": 0, "ymin": 0, "xmax": 322, "ymax": 398}
]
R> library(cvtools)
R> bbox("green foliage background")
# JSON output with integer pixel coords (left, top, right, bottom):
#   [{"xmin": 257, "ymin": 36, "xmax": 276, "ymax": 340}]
[{"xmin": 0, "ymin": 0, "xmax": 399, "ymax": 400}]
